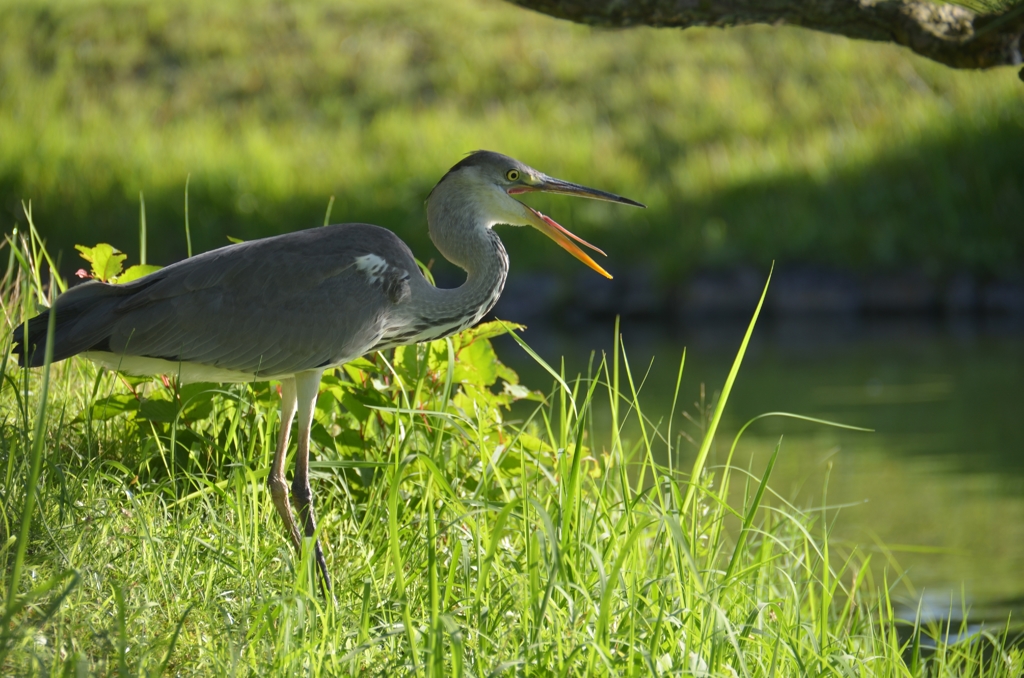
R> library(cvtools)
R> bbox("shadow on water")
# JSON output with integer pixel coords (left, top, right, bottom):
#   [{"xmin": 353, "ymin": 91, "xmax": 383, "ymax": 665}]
[{"xmin": 494, "ymin": 313, "xmax": 1024, "ymax": 622}]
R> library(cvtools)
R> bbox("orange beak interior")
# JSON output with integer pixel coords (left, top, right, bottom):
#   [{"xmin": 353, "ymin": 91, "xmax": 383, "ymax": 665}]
[{"xmin": 525, "ymin": 205, "xmax": 612, "ymax": 279}]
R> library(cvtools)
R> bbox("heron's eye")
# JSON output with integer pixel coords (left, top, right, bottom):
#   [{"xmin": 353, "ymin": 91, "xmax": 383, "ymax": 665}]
[{"xmin": 505, "ymin": 169, "xmax": 520, "ymax": 182}]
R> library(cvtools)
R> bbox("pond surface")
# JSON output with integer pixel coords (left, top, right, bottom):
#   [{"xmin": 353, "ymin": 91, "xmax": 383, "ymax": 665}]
[{"xmin": 494, "ymin": 315, "xmax": 1024, "ymax": 622}]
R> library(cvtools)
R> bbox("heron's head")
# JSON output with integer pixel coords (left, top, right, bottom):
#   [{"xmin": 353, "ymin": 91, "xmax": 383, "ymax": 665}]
[{"xmin": 428, "ymin": 150, "xmax": 644, "ymax": 279}]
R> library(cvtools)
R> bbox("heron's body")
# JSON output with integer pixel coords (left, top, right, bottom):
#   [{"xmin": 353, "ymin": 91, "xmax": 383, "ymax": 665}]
[
  {"xmin": 13, "ymin": 151, "xmax": 641, "ymax": 593},
  {"xmin": 53, "ymin": 222, "xmax": 506, "ymax": 383}
]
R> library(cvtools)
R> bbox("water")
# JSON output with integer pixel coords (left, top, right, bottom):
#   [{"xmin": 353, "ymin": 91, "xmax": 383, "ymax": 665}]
[{"xmin": 494, "ymin": 315, "xmax": 1024, "ymax": 622}]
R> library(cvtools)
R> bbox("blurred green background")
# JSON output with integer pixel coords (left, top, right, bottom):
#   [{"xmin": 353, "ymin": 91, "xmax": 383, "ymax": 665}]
[{"xmin": 1, "ymin": 0, "xmax": 1023, "ymax": 283}]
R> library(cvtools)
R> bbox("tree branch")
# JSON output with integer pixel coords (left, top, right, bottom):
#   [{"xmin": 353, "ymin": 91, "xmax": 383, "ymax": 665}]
[{"xmin": 508, "ymin": 0, "xmax": 1024, "ymax": 71}]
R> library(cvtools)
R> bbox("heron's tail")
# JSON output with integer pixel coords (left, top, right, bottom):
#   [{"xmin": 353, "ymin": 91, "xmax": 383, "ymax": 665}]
[{"xmin": 12, "ymin": 281, "xmax": 130, "ymax": 368}]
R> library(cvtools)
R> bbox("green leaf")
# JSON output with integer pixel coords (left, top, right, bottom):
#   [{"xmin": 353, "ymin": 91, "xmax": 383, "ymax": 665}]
[
  {"xmin": 496, "ymin": 360, "xmax": 520, "ymax": 386},
  {"xmin": 313, "ymin": 388, "xmax": 339, "ymax": 419},
  {"xmin": 248, "ymin": 383, "xmax": 279, "ymax": 410},
  {"xmin": 345, "ymin": 389, "xmax": 394, "ymax": 422},
  {"xmin": 176, "ymin": 383, "xmax": 217, "ymax": 421},
  {"xmin": 453, "ymin": 384, "xmax": 501, "ymax": 417},
  {"xmin": 426, "ymin": 340, "xmax": 451, "ymax": 376},
  {"xmin": 73, "ymin": 243, "xmax": 97, "ymax": 264},
  {"xmin": 84, "ymin": 394, "xmax": 140, "ymax": 421},
  {"xmin": 343, "ymin": 357, "xmax": 382, "ymax": 381},
  {"xmin": 502, "ymin": 381, "xmax": 541, "ymax": 401},
  {"xmin": 335, "ymin": 428, "xmax": 368, "ymax": 451},
  {"xmin": 461, "ymin": 320, "xmax": 524, "ymax": 343},
  {"xmin": 393, "ymin": 344, "xmax": 427, "ymax": 384},
  {"xmin": 310, "ymin": 422, "xmax": 337, "ymax": 450},
  {"xmin": 75, "ymin": 243, "xmax": 126, "ymax": 282},
  {"xmin": 139, "ymin": 398, "xmax": 178, "ymax": 423},
  {"xmin": 516, "ymin": 432, "xmax": 552, "ymax": 454},
  {"xmin": 177, "ymin": 383, "xmax": 217, "ymax": 402},
  {"xmin": 115, "ymin": 264, "xmax": 162, "ymax": 284},
  {"xmin": 453, "ymin": 338, "xmax": 499, "ymax": 387}
]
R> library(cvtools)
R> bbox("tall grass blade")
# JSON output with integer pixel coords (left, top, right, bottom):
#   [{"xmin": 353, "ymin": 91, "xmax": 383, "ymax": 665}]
[
  {"xmin": 139, "ymin": 190, "xmax": 147, "ymax": 265},
  {"xmin": 358, "ymin": 579, "xmax": 372, "ymax": 646},
  {"xmin": 158, "ymin": 604, "xmax": 193, "ymax": 674},
  {"xmin": 498, "ymin": 320, "xmax": 575, "ymax": 415},
  {"xmin": 184, "ymin": 174, "xmax": 193, "ymax": 258},
  {"xmin": 323, "ymin": 195, "xmax": 336, "ymax": 226},
  {"xmin": 681, "ymin": 264, "xmax": 772, "ymax": 516},
  {"xmin": 387, "ymin": 456, "xmax": 422, "ymax": 676},
  {"xmin": 723, "ymin": 436, "xmax": 781, "ymax": 581},
  {"xmin": 7, "ymin": 286, "xmax": 57, "ymax": 607},
  {"xmin": 666, "ymin": 348, "xmax": 686, "ymax": 475},
  {"xmin": 114, "ymin": 583, "xmax": 129, "ymax": 678},
  {"xmin": 474, "ymin": 499, "xmax": 521, "ymax": 605},
  {"xmin": 0, "ymin": 569, "xmax": 78, "ymax": 666},
  {"xmin": 427, "ymin": 496, "xmax": 440, "ymax": 676},
  {"xmin": 441, "ymin": 616, "xmax": 464, "ymax": 678},
  {"xmin": 593, "ymin": 518, "xmax": 654, "ymax": 648},
  {"xmin": 559, "ymin": 374, "xmax": 600, "ymax": 557}
]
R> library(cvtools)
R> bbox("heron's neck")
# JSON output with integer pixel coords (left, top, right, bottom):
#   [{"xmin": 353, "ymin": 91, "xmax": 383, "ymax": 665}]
[{"xmin": 413, "ymin": 202, "xmax": 509, "ymax": 335}]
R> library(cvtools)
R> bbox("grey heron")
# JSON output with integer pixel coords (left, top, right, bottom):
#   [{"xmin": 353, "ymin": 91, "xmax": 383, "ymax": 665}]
[{"xmin": 13, "ymin": 150, "xmax": 644, "ymax": 591}]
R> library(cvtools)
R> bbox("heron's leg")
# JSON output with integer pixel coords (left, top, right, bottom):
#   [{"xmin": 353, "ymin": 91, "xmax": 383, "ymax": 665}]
[
  {"xmin": 292, "ymin": 369, "xmax": 331, "ymax": 592},
  {"xmin": 268, "ymin": 378, "xmax": 302, "ymax": 552}
]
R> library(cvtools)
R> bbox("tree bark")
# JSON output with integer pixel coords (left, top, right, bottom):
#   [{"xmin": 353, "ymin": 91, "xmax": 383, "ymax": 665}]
[{"xmin": 507, "ymin": 0, "xmax": 1024, "ymax": 71}]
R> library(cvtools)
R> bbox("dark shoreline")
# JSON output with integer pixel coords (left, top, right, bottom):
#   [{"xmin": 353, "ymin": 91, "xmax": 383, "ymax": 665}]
[{"xmin": 486, "ymin": 264, "xmax": 1024, "ymax": 325}]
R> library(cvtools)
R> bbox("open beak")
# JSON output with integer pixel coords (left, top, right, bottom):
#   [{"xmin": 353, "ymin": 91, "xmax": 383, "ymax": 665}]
[{"xmin": 511, "ymin": 176, "xmax": 645, "ymax": 280}]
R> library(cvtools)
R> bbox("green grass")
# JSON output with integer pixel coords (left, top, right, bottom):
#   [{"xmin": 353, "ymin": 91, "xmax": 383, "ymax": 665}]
[
  {"xmin": 2, "ymin": 221, "xmax": 1022, "ymax": 675},
  {"xmin": 1, "ymin": 0, "xmax": 1023, "ymax": 281}
]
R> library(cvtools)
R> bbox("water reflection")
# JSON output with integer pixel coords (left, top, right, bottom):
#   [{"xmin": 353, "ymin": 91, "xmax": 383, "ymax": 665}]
[{"xmin": 494, "ymin": 315, "xmax": 1024, "ymax": 619}]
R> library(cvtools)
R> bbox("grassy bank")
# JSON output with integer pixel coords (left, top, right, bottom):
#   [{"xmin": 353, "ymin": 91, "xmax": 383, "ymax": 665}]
[
  {"xmin": 1, "ymin": 0, "xmax": 1023, "ymax": 283},
  {"xmin": 2, "ymin": 224, "xmax": 1021, "ymax": 675}
]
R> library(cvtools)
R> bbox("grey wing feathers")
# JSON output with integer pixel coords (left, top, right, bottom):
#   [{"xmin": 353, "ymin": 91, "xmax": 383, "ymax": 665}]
[
  {"xmin": 14, "ymin": 281, "xmax": 134, "ymax": 365},
  {"xmin": 15, "ymin": 224, "xmax": 419, "ymax": 375}
]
